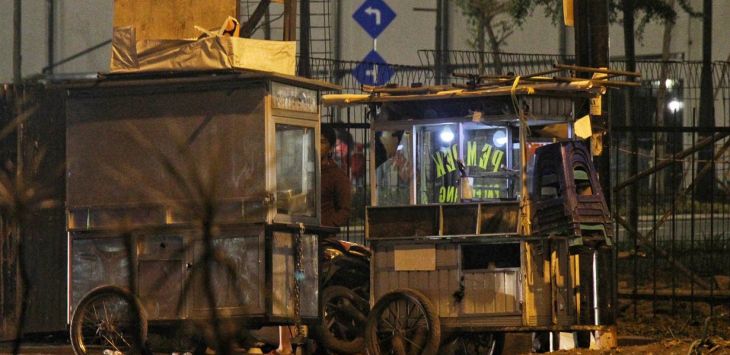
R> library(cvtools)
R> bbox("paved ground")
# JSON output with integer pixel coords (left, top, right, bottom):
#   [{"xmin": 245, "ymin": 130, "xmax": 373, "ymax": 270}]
[
  {"xmin": 0, "ymin": 334, "xmax": 658, "ymax": 354},
  {"xmin": 0, "ymin": 343, "xmax": 73, "ymax": 355}
]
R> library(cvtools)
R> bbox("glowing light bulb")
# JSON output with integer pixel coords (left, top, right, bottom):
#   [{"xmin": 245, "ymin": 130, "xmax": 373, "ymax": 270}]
[
  {"xmin": 440, "ymin": 127, "xmax": 454, "ymax": 143},
  {"xmin": 493, "ymin": 130, "xmax": 507, "ymax": 147},
  {"xmin": 668, "ymin": 99, "xmax": 683, "ymax": 113}
]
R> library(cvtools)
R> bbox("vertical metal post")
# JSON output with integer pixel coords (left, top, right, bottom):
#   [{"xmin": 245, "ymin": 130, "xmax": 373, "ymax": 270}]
[
  {"xmin": 264, "ymin": 6, "xmax": 271, "ymax": 40},
  {"xmin": 433, "ymin": 0, "xmax": 450, "ymax": 85},
  {"xmin": 334, "ymin": 0, "xmax": 341, "ymax": 63},
  {"xmin": 652, "ymin": 108, "xmax": 658, "ymax": 315},
  {"xmin": 13, "ymin": 0, "xmax": 22, "ymax": 84},
  {"xmin": 670, "ymin": 115, "xmax": 678, "ymax": 313},
  {"xmin": 690, "ymin": 111, "xmax": 696, "ymax": 320},
  {"xmin": 283, "ymin": 0, "xmax": 298, "ymax": 42},
  {"xmin": 435, "ymin": 0, "xmax": 442, "ymax": 85},
  {"xmin": 47, "ymin": 0, "xmax": 55, "ymax": 75},
  {"xmin": 298, "ymin": 0, "xmax": 311, "ymax": 78},
  {"xmin": 442, "ymin": 0, "xmax": 449, "ymax": 82},
  {"xmin": 593, "ymin": 251, "xmax": 600, "ymax": 325}
]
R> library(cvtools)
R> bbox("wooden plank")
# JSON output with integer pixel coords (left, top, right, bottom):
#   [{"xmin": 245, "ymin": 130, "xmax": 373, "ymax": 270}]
[
  {"xmin": 398, "ymin": 271, "xmax": 409, "ymax": 289},
  {"xmin": 394, "ymin": 244, "xmax": 436, "ymax": 271},
  {"xmin": 505, "ymin": 271, "xmax": 517, "ymax": 312},
  {"xmin": 427, "ymin": 270, "xmax": 439, "ymax": 315},
  {"xmin": 464, "ymin": 273, "xmax": 474, "ymax": 314},
  {"xmin": 389, "ymin": 271, "xmax": 399, "ymax": 293},
  {"xmin": 486, "ymin": 272, "xmax": 496, "ymax": 313},
  {"xmin": 476, "ymin": 274, "xmax": 486, "ymax": 314},
  {"xmin": 437, "ymin": 244, "xmax": 457, "ymax": 268},
  {"xmin": 439, "ymin": 269, "xmax": 450, "ymax": 316},
  {"xmin": 374, "ymin": 245, "xmax": 388, "ymax": 270},
  {"xmin": 113, "ymin": 0, "xmax": 238, "ymax": 41},
  {"xmin": 415, "ymin": 272, "xmax": 427, "ymax": 294},
  {"xmin": 496, "ymin": 272, "xmax": 506, "ymax": 313},
  {"xmin": 384, "ymin": 246, "xmax": 394, "ymax": 268},
  {"xmin": 376, "ymin": 271, "xmax": 388, "ymax": 300}
]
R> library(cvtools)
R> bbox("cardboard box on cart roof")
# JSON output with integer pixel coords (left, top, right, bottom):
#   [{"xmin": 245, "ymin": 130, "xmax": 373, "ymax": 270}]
[{"xmin": 110, "ymin": 0, "xmax": 296, "ymax": 75}]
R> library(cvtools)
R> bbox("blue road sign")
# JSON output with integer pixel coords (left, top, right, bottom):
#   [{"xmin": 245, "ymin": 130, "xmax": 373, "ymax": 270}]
[
  {"xmin": 352, "ymin": 0, "xmax": 396, "ymax": 39},
  {"xmin": 353, "ymin": 50, "xmax": 394, "ymax": 86}
]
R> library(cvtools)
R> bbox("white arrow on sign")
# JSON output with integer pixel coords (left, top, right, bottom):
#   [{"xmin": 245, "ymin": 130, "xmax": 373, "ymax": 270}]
[
  {"xmin": 366, "ymin": 64, "xmax": 379, "ymax": 82},
  {"xmin": 365, "ymin": 7, "xmax": 382, "ymax": 25}
]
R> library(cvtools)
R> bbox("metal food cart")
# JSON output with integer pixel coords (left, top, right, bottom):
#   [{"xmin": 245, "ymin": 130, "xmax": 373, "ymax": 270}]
[
  {"xmin": 324, "ymin": 66, "xmax": 637, "ymax": 354},
  {"xmin": 64, "ymin": 70, "xmax": 339, "ymax": 354}
]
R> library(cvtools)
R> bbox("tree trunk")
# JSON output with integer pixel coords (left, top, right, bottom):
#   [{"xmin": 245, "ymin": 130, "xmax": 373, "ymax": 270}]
[
  {"xmin": 484, "ymin": 17, "xmax": 503, "ymax": 75},
  {"xmin": 696, "ymin": 0, "xmax": 715, "ymax": 201},
  {"xmin": 654, "ymin": 0, "xmax": 676, "ymax": 196},
  {"xmin": 477, "ymin": 16, "xmax": 486, "ymax": 76},
  {"xmin": 622, "ymin": 0, "xmax": 639, "ymax": 251}
]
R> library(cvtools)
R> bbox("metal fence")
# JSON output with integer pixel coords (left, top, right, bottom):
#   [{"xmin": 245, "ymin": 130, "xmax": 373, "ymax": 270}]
[
  {"xmin": 306, "ymin": 58, "xmax": 433, "ymax": 244},
  {"xmin": 304, "ymin": 53, "xmax": 730, "ymax": 317},
  {"xmin": 608, "ymin": 60, "xmax": 730, "ymax": 320}
]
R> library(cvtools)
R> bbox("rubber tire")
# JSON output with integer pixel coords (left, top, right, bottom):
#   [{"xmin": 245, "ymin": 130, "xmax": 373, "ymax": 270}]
[
  {"xmin": 532, "ymin": 331, "xmax": 551, "ymax": 353},
  {"xmin": 316, "ymin": 286, "xmax": 367, "ymax": 354},
  {"xmin": 365, "ymin": 288, "xmax": 440, "ymax": 355},
  {"xmin": 70, "ymin": 285, "xmax": 148, "ymax": 355},
  {"xmin": 439, "ymin": 332, "xmax": 504, "ymax": 355}
]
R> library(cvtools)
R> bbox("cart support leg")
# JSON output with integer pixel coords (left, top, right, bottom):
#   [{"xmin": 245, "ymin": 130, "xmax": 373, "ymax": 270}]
[
  {"xmin": 593, "ymin": 325, "xmax": 617, "ymax": 349},
  {"xmin": 592, "ymin": 250, "xmax": 599, "ymax": 326}
]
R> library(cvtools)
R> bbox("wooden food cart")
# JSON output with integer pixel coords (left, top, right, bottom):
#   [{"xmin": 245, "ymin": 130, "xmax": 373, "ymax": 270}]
[
  {"xmin": 324, "ymin": 66, "xmax": 637, "ymax": 354},
  {"xmin": 64, "ymin": 70, "xmax": 338, "ymax": 354}
]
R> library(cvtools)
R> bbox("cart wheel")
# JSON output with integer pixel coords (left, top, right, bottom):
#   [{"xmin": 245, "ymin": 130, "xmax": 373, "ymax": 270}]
[
  {"xmin": 70, "ymin": 286, "xmax": 148, "ymax": 355},
  {"xmin": 365, "ymin": 289, "xmax": 440, "ymax": 355},
  {"xmin": 440, "ymin": 332, "xmax": 504, "ymax": 355},
  {"xmin": 317, "ymin": 286, "xmax": 368, "ymax": 354}
]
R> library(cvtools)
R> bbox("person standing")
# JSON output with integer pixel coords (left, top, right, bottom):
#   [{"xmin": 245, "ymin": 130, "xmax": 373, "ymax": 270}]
[{"xmin": 320, "ymin": 124, "xmax": 351, "ymax": 227}]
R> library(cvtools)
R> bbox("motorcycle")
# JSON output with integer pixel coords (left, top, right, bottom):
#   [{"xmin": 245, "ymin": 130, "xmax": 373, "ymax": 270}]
[{"xmin": 314, "ymin": 236, "xmax": 371, "ymax": 354}]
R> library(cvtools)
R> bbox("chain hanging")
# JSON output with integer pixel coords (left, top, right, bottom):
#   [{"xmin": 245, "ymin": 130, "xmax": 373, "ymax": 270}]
[{"xmin": 292, "ymin": 223, "xmax": 306, "ymax": 347}]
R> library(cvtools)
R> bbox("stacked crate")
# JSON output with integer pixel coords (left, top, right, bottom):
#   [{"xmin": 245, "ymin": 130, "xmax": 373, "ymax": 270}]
[{"xmin": 531, "ymin": 141, "xmax": 613, "ymax": 251}]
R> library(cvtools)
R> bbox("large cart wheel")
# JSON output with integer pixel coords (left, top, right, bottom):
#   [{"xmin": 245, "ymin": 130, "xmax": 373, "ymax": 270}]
[
  {"xmin": 365, "ymin": 289, "xmax": 440, "ymax": 355},
  {"xmin": 70, "ymin": 286, "xmax": 148, "ymax": 355},
  {"xmin": 317, "ymin": 285, "xmax": 368, "ymax": 354},
  {"xmin": 439, "ymin": 332, "xmax": 504, "ymax": 355}
]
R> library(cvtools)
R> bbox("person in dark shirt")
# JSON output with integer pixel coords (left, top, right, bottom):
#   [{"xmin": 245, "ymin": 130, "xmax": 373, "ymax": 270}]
[{"xmin": 320, "ymin": 124, "xmax": 352, "ymax": 227}]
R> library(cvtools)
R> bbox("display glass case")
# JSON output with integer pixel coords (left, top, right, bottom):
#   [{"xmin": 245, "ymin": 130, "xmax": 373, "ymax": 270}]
[
  {"xmin": 374, "ymin": 129, "xmax": 413, "ymax": 206},
  {"xmin": 373, "ymin": 122, "xmax": 516, "ymax": 206},
  {"xmin": 275, "ymin": 124, "xmax": 316, "ymax": 218}
]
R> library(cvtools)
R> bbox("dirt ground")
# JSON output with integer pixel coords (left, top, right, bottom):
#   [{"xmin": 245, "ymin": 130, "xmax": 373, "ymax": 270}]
[{"xmin": 542, "ymin": 300, "xmax": 730, "ymax": 355}]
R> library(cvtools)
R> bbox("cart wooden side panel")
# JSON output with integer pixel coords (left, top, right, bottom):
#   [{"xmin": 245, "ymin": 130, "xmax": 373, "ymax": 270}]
[{"xmin": 372, "ymin": 239, "xmax": 525, "ymax": 328}]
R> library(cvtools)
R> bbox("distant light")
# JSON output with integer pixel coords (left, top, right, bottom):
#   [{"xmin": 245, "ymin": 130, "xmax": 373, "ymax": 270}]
[
  {"xmin": 665, "ymin": 79, "xmax": 675, "ymax": 89},
  {"xmin": 668, "ymin": 99, "xmax": 683, "ymax": 113},
  {"xmin": 440, "ymin": 127, "xmax": 454, "ymax": 143},
  {"xmin": 493, "ymin": 130, "xmax": 507, "ymax": 147}
]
